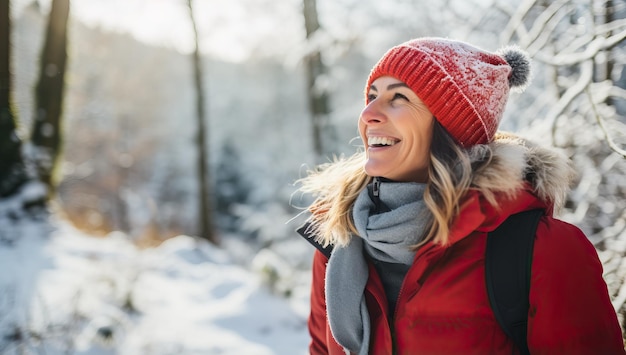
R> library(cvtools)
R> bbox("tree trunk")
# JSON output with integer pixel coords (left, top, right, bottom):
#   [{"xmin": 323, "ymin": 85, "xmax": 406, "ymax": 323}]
[
  {"xmin": 187, "ymin": 0, "xmax": 217, "ymax": 244},
  {"xmin": 31, "ymin": 0, "xmax": 70, "ymax": 195},
  {"xmin": 0, "ymin": 0, "xmax": 29, "ymax": 198},
  {"xmin": 599, "ymin": 0, "xmax": 615, "ymax": 107},
  {"xmin": 303, "ymin": 0, "xmax": 335, "ymax": 162}
]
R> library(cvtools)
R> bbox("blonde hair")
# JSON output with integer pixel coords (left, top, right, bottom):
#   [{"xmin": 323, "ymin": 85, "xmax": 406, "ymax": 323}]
[
  {"xmin": 296, "ymin": 152, "xmax": 370, "ymax": 247},
  {"xmin": 296, "ymin": 122, "xmax": 494, "ymax": 248}
]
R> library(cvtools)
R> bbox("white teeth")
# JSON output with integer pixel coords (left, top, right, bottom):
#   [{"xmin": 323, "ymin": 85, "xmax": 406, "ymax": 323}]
[{"xmin": 368, "ymin": 137, "xmax": 398, "ymax": 146}]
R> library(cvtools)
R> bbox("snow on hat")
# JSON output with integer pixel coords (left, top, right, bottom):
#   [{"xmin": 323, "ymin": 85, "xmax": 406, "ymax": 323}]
[{"xmin": 365, "ymin": 37, "xmax": 531, "ymax": 147}]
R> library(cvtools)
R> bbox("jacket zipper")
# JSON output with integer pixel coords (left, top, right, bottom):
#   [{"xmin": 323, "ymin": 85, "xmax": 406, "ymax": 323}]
[
  {"xmin": 391, "ymin": 275, "xmax": 408, "ymax": 355},
  {"xmin": 372, "ymin": 177, "xmax": 382, "ymax": 213}
]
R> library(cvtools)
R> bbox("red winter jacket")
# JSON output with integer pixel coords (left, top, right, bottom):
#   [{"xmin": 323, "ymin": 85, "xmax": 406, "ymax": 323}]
[{"xmin": 304, "ymin": 136, "xmax": 625, "ymax": 355}]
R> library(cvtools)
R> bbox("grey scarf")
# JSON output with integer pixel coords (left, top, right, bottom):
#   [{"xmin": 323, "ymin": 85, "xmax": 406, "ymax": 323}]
[{"xmin": 325, "ymin": 180, "xmax": 430, "ymax": 355}]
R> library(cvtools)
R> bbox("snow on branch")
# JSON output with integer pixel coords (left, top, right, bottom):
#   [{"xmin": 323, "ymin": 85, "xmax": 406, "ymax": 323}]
[
  {"xmin": 535, "ymin": 28, "xmax": 626, "ymax": 66},
  {"xmin": 585, "ymin": 88, "xmax": 626, "ymax": 159},
  {"xmin": 525, "ymin": 1, "xmax": 574, "ymax": 56},
  {"xmin": 549, "ymin": 60, "xmax": 593, "ymax": 144},
  {"xmin": 522, "ymin": 0, "xmax": 570, "ymax": 50},
  {"xmin": 595, "ymin": 18, "xmax": 626, "ymax": 37},
  {"xmin": 612, "ymin": 276, "xmax": 626, "ymax": 312},
  {"xmin": 499, "ymin": 0, "xmax": 535, "ymax": 44}
]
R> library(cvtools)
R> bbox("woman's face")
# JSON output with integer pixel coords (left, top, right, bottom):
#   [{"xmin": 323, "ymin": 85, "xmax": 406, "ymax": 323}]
[{"xmin": 359, "ymin": 76, "xmax": 434, "ymax": 183}]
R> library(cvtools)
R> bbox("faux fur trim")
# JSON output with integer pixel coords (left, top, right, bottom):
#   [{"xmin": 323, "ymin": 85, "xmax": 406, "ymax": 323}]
[{"xmin": 471, "ymin": 131, "xmax": 576, "ymax": 212}]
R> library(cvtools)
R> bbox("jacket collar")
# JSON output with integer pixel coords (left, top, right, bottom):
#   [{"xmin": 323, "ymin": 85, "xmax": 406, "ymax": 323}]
[
  {"xmin": 297, "ymin": 132, "xmax": 575, "ymax": 248},
  {"xmin": 468, "ymin": 132, "xmax": 574, "ymax": 213},
  {"xmin": 445, "ymin": 132, "xmax": 575, "ymax": 245}
]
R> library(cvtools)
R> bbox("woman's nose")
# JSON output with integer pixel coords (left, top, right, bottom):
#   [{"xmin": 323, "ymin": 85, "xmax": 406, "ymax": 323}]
[{"xmin": 360, "ymin": 101, "xmax": 386, "ymax": 125}]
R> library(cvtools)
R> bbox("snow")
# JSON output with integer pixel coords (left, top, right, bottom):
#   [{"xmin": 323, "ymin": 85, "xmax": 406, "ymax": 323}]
[{"xmin": 0, "ymin": 214, "xmax": 310, "ymax": 355}]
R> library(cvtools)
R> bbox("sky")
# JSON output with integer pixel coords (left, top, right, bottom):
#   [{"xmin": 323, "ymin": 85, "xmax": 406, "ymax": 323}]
[
  {"xmin": 13, "ymin": 0, "xmax": 304, "ymax": 62},
  {"xmin": 0, "ymin": 184, "xmax": 312, "ymax": 355}
]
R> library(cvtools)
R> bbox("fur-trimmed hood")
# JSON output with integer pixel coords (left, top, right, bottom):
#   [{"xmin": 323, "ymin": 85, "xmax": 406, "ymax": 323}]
[
  {"xmin": 470, "ymin": 131, "xmax": 575, "ymax": 213},
  {"xmin": 295, "ymin": 131, "xmax": 576, "ymax": 248}
]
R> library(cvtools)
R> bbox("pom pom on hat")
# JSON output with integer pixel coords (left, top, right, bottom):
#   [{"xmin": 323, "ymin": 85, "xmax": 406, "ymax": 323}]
[
  {"xmin": 499, "ymin": 46, "xmax": 531, "ymax": 91},
  {"xmin": 365, "ymin": 38, "xmax": 532, "ymax": 147}
]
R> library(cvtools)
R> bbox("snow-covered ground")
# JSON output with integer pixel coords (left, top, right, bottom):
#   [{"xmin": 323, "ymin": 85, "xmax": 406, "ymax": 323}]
[{"xmin": 0, "ymin": 210, "xmax": 311, "ymax": 355}]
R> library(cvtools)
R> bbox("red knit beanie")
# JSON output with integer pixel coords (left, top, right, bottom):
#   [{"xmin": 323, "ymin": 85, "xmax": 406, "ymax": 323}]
[{"xmin": 365, "ymin": 37, "xmax": 531, "ymax": 147}]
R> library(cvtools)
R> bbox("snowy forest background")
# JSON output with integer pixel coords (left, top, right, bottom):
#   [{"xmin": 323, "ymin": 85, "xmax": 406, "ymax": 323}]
[{"xmin": 1, "ymin": 0, "xmax": 626, "ymax": 353}]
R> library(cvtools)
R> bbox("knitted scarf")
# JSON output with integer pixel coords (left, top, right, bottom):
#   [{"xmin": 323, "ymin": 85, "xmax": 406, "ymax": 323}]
[{"xmin": 325, "ymin": 180, "xmax": 430, "ymax": 355}]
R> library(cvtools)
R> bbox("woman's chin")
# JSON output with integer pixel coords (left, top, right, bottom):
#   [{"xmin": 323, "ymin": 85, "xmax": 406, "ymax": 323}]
[{"xmin": 364, "ymin": 162, "xmax": 391, "ymax": 179}]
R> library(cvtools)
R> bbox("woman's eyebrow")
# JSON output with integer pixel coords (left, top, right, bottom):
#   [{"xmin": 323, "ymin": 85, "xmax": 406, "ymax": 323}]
[
  {"xmin": 369, "ymin": 82, "xmax": 408, "ymax": 92},
  {"xmin": 387, "ymin": 82, "xmax": 409, "ymax": 90}
]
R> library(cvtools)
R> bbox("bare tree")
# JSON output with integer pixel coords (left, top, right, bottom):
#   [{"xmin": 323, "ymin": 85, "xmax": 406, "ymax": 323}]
[
  {"xmin": 302, "ymin": 0, "xmax": 336, "ymax": 162},
  {"xmin": 31, "ymin": 0, "xmax": 70, "ymax": 195},
  {"xmin": 187, "ymin": 0, "xmax": 217, "ymax": 244},
  {"xmin": 0, "ymin": 0, "xmax": 29, "ymax": 198}
]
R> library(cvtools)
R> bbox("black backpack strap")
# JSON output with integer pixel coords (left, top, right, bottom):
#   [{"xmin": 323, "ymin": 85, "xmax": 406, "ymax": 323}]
[
  {"xmin": 296, "ymin": 222, "xmax": 333, "ymax": 258},
  {"xmin": 485, "ymin": 208, "xmax": 543, "ymax": 355}
]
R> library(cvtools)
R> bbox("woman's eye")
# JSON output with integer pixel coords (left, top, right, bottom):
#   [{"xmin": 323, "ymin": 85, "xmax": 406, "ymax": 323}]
[
  {"xmin": 367, "ymin": 94, "xmax": 377, "ymax": 102},
  {"xmin": 393, "ymin": 93, "xmax": 409, "ymax": 101}
]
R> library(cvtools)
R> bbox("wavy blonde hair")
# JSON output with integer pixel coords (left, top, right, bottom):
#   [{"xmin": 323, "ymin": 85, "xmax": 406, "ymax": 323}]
[{"xmin": 296, "ymin": 121, "xmax": 494, "ymax": 248}]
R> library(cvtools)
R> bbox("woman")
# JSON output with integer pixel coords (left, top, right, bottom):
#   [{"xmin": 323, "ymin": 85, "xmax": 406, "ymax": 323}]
[{"xmin": 296, "ymin": 38, "xmax": 625, "ymax": 354}]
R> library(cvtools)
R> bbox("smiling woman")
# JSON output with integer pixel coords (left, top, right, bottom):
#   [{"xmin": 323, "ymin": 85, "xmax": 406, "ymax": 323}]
[{"xmin": 295, "ymin": 37, "xmax": 625, "ymax": 355}]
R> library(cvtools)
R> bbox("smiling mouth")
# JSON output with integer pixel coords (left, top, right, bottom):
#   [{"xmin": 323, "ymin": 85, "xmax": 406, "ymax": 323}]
[{"xmin": 368, "ymin": 136, "xmax": 400, "ymax": 147}]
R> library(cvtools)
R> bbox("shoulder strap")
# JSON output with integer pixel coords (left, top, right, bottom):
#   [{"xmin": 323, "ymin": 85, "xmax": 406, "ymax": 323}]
[
  {"xmin": 296, "ymin": 222, "xmax": 333, "ymax": 258},
  {"xmin": 485, "ymin": 208, "xmax": 543, "ymax": 355}
]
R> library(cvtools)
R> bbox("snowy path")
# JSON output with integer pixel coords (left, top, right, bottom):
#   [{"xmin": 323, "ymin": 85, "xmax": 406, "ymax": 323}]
[{"xmin": 0, "ymin": 219, "xmax": 310, "ymax": 355}]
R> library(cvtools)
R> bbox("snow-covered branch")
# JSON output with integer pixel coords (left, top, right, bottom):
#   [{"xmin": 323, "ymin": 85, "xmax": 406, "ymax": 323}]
[
  {"xmin": 549, "ymin": 60, "xmax": 593, "ymax": 144},
  {"xmin": 535, "ymin": 27, "xmax": 626, "ymax": 66},
  {"xmin": 499, "ymin": 0, "xmax": 535, "ymax": 44},
  {"xmin": 585, "ymin": 88, "xmax": 626, "ymax": 158},
  {"xmin": 525, "ymin": 2, "xmax": 574, "ymax": 56},
  {"xmin": 522, "ymin": 0, "xmax": 570, "ymax": 49}
]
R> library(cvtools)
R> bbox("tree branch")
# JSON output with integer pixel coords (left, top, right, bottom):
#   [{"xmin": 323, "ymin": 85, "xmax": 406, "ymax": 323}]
[
  {"xmin": 535, "ymin": 27, "xmax": 626, "ymax": 65},
  {"xmin": 526, "ymin": 4, "xmax": 575, "ymax": 56},
  {"xmin": 585, "ymin": 87, "xmax": 626, "ymax": 158},
  {"xmin": 523, "ymin": 0, "xmax": 570, "ymax": 48},
  {"xmin": 550, "ymin": 60, "xmax": 593, "ymax": 144},
  {"xmin": 499, "ymin": 0, "xmax": 535, "ymax": 44}
]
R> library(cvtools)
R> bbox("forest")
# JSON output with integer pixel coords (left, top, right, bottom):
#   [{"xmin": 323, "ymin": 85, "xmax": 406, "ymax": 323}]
[{"xmin": 1, "ymin": 0, "xmax": 626, "ymax": 353}]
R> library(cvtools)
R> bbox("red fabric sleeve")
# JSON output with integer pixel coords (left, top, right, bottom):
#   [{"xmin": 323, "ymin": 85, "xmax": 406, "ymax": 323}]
[
  {"xmin": 528, "ymin": 217, "xmax": 625, "ymax": 354},
  {"xmin": 309, "ymin": 250, "xmax": 330, "ymax": 355}
]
